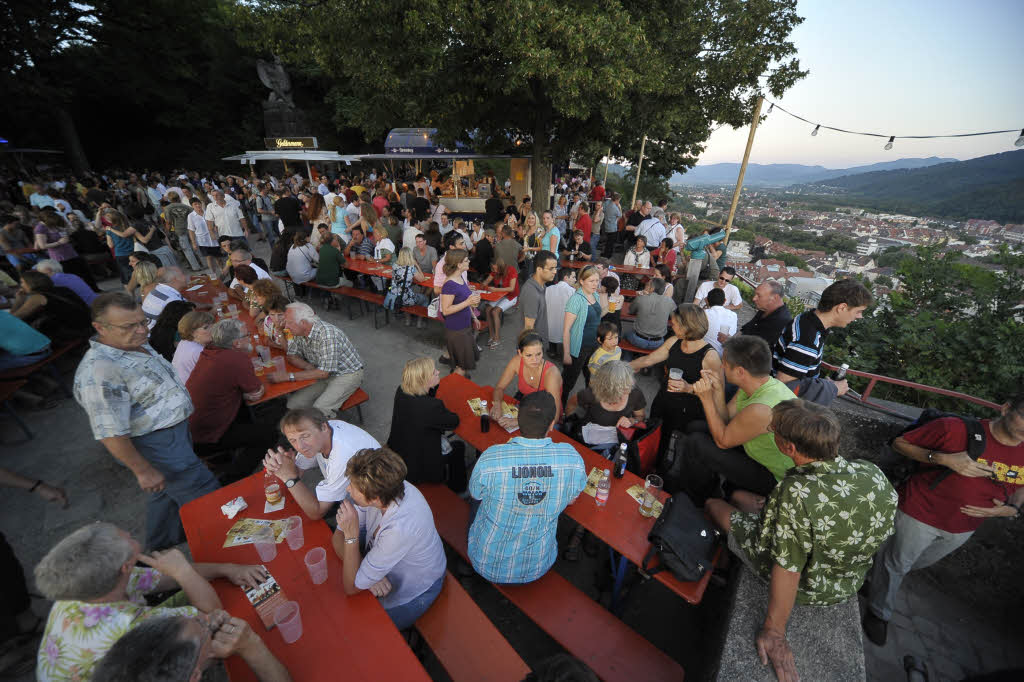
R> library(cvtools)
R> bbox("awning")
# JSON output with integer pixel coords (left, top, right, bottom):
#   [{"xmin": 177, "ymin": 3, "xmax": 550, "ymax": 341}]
[
  {"xmin": 357, "ymin": 153, "xmax": 530, "ymax": 160},
  {"xmin": 222, "ymin": 150, "xmax": 361, "ymax": 165}
]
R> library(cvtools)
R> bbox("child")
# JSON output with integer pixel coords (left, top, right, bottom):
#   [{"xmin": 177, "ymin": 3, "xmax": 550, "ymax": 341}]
[
  {"xmin": 587, "ymin": 321, "xmax": 622, "ymax": 375},
  {"xmin": 600, "ymin": 276, "xmax": 623, "ymax": 336}
]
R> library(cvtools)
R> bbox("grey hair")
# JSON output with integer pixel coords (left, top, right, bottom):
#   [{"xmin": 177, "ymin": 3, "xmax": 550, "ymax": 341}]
[
  {"xmin": 230, "ymin": 248, "xmax": 252, "ymax": 260},
  {"xmin": 92, "ymin": 616, "xmax": 200, "ymax": 682},
  {"xmin": 209, "ymin": 318, "xmax": 246, "ymax": 348},
  {"xmin": 286, "ymin": 301, "xmax": 317, "ymax": 324},
  {"xmin": 590, "ymin": 360, "xmax": 636, "ymax": 405},
  {"xmin": 759, "ymin": 279, "xmax": 784, "ymax": 297},
  {"xmin": 34, "ymin": 522, "xmax": 136, "ymax": 600},
  {"xmin": 34, "ymin": 259, "xmax": 64, "ymax": 274},
  {"xmin": 158, "ymin": 266, "xmax": 185, "ymax": 284}
]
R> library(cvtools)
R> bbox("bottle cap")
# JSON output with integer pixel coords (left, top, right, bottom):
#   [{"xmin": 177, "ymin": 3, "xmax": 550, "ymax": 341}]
[{"xmin": 603, "ymin": 469, "xmax": 610, "ymax": 475}]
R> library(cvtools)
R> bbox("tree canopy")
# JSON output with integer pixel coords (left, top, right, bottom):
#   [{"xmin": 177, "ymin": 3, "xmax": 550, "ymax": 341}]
[{"xmin": 238, "ymin": 0, "xmax": 805, "ymax": 206}]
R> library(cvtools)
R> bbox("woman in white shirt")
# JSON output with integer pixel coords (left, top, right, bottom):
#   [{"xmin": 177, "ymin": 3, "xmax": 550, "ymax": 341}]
[
  {"xmin": 172, "ymin": 310, "xmax": 214, "ymax": 383},
  {"xmin": 623, "ymin": 235, "xmax": 651, "ymax": 268},
  {"xmin": 286, "ymin": 232, "xmax": 318, "ymax": 284}
]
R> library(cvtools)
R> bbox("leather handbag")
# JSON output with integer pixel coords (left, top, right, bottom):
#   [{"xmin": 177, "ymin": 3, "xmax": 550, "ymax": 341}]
[{"xmin": 641, "ymin": 492, "xmax": 719, "ymax": 582}]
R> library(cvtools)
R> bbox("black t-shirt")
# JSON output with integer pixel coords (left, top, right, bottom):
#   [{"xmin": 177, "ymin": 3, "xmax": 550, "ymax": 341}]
[
  {"xmin": 485, "ymin": 197, "xmax": 504, "ymax": 225},
  {"xmin": 470, "ymin": 238, "xmax": 494, "ymax": 274},
  {"xmin": 577, "ymin": 387, "xmax": 647, "ymax": 426},
  {"xmin": 741, "ymin": 303, "xmax": 793, "ymax": 348},
  {"xmin": 564, "ymin": 241, "xmax": 592, "ymax": 258},
  {"xmin": 627, "ymin": 212, "xmax": 645, "ymax": 227},
  {"xmin": 410, "ymin": 196, "xmax": 430, "ymax": 221},
  {"xmin": 85, "ymin": 188, "xmax": 108, "ymax": 207},
  {"xmin": 274, "ymin": 196, "xmax": 302, "ymax": 227}
]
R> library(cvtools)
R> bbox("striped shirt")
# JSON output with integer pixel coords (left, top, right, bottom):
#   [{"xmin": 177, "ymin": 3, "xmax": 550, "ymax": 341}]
[
  {"xmin": 468, "ymin": 437, "xmax": 586, "ymax": 584},
  {"xmin": 773, "ymin": 310, "xmax": 828, "ymax": 379},
  {"xmin": 286, "ymin": 318, "xmax": 364, "ymax": 376},
  {"xmin": 141, "ymin": 284, "xmax": 184, "ymax": 328}
]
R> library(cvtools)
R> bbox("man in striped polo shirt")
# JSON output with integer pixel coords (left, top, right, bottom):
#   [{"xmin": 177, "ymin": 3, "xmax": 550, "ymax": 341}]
[{"xmin": 141, "ymin": 266, "xmax": 188, "ymax": 328}]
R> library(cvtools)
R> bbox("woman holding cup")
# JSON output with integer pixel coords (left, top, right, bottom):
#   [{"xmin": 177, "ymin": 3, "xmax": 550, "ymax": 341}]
[
  {"xmin": 630, "ymin": 303, "xmax": 722, "ymax": 458},
  {"xmin": 439, "ymin": 249, "xmax": 481, "ymax": 378}
]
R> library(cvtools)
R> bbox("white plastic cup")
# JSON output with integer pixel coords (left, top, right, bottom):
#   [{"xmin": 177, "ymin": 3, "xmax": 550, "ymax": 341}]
[
  {"xmin": 272, "ymin": 356, "xmax": 287, "ymax": 375},
  {"xmin": 274, "ymin": 601, "xmax": 302, "ymax": 643},
  {"xmin": 669, "ymin": 368, "xmax": 683, "ymax": 381},
  {"xmin": 254, "ymin": 531, "xmax": 277, "ymax": 562},
  {"xmin": 304, "ymin": 547, "xmax": 327, "ymax": 584},
  {"xmin": 285, "ymin": 516, "xmax": 304, "ymax": 550}
]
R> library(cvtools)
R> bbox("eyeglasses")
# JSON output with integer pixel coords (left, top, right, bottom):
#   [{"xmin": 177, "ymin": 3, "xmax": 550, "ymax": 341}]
[
  {"xmin": 718, "ymin": 276, "xmax": 732, "ymax": 282},
  {"xmin": 102, "ymin": 320, "xmax": 149, "ymax": 331}
]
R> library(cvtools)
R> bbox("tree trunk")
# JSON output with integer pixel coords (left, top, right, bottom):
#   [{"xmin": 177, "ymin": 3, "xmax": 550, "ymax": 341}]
[
  {"xmin": 55, "ymin": 107, "xmax": 90, "ymax": 174},
  {"xmin": 531, "ymin": 147, "xmax": 552, "ymax": 214}
]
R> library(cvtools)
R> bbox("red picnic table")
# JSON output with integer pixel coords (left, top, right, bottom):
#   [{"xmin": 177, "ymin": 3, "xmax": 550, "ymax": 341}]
[
  {"xmin": 344, "ymin": 257, "xmax": 506, "ymax": 302},
  {"xmin": 179, "ymin": 474, "xmax": 431, "ymax": 682},
  {"xmin": 182, "ymin": 279, "xmax": 316, "ymax": 405},
  {"xmin": 436, "ymin": 373, "xmax": 719, "ymax": 607}
]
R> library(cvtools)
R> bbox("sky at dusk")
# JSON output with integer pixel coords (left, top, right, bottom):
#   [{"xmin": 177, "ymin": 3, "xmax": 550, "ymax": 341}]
[{"xmin": 695, "ymin": 0, "xmax": 1024, "ymax": 168}]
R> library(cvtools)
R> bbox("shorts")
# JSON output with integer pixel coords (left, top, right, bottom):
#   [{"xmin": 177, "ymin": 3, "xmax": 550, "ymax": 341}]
[
  {"xmin": 494, "ymin": 296, "xmax": 518, "ymax": 312},
  {"xmin": 445, "ymin": 326, "xmax": 476, "ymax": 371},
  {"xmin": 200, "ymin": 246, "xmax": 221, "ymax": 258}
]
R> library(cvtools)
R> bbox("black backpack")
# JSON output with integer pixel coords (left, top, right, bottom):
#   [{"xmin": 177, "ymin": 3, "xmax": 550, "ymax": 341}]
[
  {"xmin": 890, "ymin": 408, "xmax": 986, "ymax": 489},
  {"xmin": 641, "ymin": 492, "xmax": 719, "ymax": 582}
]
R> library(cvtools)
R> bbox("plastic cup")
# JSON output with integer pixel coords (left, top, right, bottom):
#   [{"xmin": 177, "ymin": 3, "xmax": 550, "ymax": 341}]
[
  {"xmin": 251, "ymin": 357, "xmax": 265, "ymax": 376},
  {"xmin": 273, "ymin": 602, "xmax": 302, "ymax": 643},
  {"xmin": 272, "ymin": 356, "xmax": 287, "ymax": 375},
  {"xmin": 285, "ymin": 516, "xmax": 304, "ymax": 551},
  {"xmin": 304, "ymin": 547, "xmax": 327, "ymax": 584},
  {"xmin": 669, "ymin": 368, "xmax": 683, "ymax": 381},
  {"xmin": 254, "ymin": 531, "xmax": 277, "ymax": 562},
  {"xmin": 640, "ymin": 474, "xmax": 663, "ymax": 517}
]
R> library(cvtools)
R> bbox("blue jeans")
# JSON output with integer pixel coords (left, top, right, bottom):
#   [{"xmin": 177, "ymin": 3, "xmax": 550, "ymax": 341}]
[
  {"xmin": 260, "ymin": 219, "xmax": 278, "ymax": 246},
  {"xmin": 132, "ymin": 420, "xmax": 220, "ymax": 550},
  {"xmin": 590, "ymin": 234, "xmax": 600, "ymax": 255},
  {"xmin": 623, "ymin": 331, "xmax": 664, "ymax": 350},
  {"xmin": 384, "ymin": 573, "xmax": 445, "ymax": 630}
]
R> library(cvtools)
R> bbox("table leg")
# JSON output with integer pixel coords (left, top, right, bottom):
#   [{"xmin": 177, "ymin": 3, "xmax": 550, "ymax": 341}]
[{"xmin": 608, "ymin": 548, "xmax": 629, "ymax": 615}]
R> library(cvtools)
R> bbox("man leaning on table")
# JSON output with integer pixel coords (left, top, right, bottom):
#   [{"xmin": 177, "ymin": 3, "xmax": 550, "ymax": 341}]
[
  {"xmin": 468, "ymin": 391, "xmax": 587, "ymax": 584},
  {"xmin": 264, "ymin": 408, "xmax": 380, "ymax": 520},
  {"xmin": 268, "ymin": 302, "xmax": 365, "ymax": 419}
]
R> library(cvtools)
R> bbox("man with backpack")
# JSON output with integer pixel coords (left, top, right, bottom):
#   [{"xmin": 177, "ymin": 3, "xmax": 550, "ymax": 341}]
[{"xmin": 862, "ymin": 395, "xmax": 1024, "ymax": 646}]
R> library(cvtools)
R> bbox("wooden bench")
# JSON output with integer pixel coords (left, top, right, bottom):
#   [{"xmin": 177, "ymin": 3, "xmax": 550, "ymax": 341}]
[
  {"xmin": 338, "ymin": 388, "xmax": 369, "ymax": 424},
  {"xmin": 0, "ymin": 339, "xmax": 85, "ymax": 397},
  {"xmin": 415, "ymin": 572, "xmax": 531, "ymax": 682},
  {"xmin": 419, "ymin": 483, "xmax": 685, "ymax": 682},
  {"xmin": 618, "ymin": 339, "xmax": 653, "ymax": 356},
  {"xmin": 0, "ymin": 380, "xmax": 32, "ymax": 442}
]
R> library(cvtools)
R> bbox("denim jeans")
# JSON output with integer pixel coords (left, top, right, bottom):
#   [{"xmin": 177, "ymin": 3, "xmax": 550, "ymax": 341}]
[
  {"xmin": 867, "ymin": 510, "xmax": 973, "ymax": 621},
  {"xmin": 623, "ymin": 330, "xmax": 664, "ymax": 350},
  {"xmin": 384, "ymin": 573, "xmax": 445, "ymax": 630}
]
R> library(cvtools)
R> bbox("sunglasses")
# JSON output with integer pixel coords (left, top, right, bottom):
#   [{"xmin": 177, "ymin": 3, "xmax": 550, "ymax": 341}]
[{"xmin": 718, "ymin": 276, "xmax": 732, "ymax": 282}]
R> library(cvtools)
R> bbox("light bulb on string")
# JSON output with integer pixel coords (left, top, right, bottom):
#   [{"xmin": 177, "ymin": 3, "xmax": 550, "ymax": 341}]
[
  {"xmin": 884, "ymin": 136, "xmax": 895, "ymax": 151},
  {"xmin": 811, "ymin": 124, "xmax": 820, "ymax": 137},
  {"xmin": 767, "ymin": 103, "xmax": 774, "ymax": 114},
  {"xmin": 1015, "ymin": 129, "xmax": 1024, "ymax": 147}
]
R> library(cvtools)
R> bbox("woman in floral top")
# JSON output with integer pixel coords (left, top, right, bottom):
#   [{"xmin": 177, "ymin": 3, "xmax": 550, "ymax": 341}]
[{"xmin": 34, "ymin": 523, "xmax": 265, "ymax": 682}]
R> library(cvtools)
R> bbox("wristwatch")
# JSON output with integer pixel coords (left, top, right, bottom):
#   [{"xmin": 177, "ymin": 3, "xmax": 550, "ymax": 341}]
[
  {"xmin": 926, "ymin": 450, "xmax": 937, "ymax": 463},
  {"xmin": 285, "ymin": 477, "xmax": 299, "ymax": 489},
  {"xmin": 289, "ymin": 372, "xmax": 296, "ymax": 382}
]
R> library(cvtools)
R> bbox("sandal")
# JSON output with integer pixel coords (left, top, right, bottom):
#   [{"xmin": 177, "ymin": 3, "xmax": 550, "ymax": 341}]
[{"xmin": 487, "ymin": 339, "xmax": 501, "ymax": 350}]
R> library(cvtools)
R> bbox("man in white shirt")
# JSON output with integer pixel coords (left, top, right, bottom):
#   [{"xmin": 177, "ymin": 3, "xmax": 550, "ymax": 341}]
[
  {"xmin": 702, "ymin": 287, "xmax": 738, "ymax": 355},
  {"xmin": 402, "ymin": 218, "xmax": 424, "ymax": 251},
  {"xmin": 438, "ymin": 213, "xmax": 453, "ymax": 236},
  {"xmin": 228, "ymin": 248, "xmax": 271, "ymax": 291},
  {"xmin": 206, "ymin": 191, "xmax": 249, "ymax": 239},
  {"xmin": 264, "ymin": 408, "xmax": 381, "ymax": 520},
  {"xmin": 545, "ymin": 266, "xmax": 577, "ymax": 351},
  {"xmin": 345, "ymin": 196, "xmax": 362, "ymax": 230},
  {"xmin": 187, "ymin": 198, "xmax": 221, "ymax": 275},
  {"xmin": 635, "ymin": 212, "xmax": 667, "ymax": 250},
  {"xmin": 141, "ymin": 267, "xmax": 187, "ymax": 328},
  {"xmin": 694, "ymin": 266, "xmax": 743, "ymax": 311}
]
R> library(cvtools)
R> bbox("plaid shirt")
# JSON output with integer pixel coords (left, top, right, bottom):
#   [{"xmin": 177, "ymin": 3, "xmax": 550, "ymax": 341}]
[
  {"xmin": 73, "ymin": 339, "xmax": 193, "ymax": 439},
  {"xmin": 468, "ymin": 436, "xmax": 586, "ymax": 584},
  {"xmin": 287, "ymin": 319, "xmax": 363, "ymax": 375}
]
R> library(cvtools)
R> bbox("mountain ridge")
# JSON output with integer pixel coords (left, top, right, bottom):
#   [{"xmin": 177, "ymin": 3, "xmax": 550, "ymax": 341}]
[{"xmin": 669, "ymin": 157, "xmax": 958, "ymax": 186}]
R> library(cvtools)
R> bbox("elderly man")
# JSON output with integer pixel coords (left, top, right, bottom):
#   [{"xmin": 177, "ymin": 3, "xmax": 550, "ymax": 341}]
[
  {"xmin": 141, "ymin": 266, "xmax": 188, "ymax": 327},
  {"xmin": 635, "ymin": 203, "xmax": 666, "ymax": 250},
  {"xmin": 74, "ymin": 293, "xmax": 220, "ymax": 549},
  {"xmin": 34, "ymin": 522, "xmax": 267, "ymax": 682},
  {"xmin": 623, "ymin": 278, "xmax": 675, "ymax": 350},
  {"xmin": 186, "ymin": 319, "xmax": 274, "ymax": 483},
  {"xmin": 705, "ymin": 400, "xmax": 897, "ymax": 682},
  {"xmin": 227, "ymin": 247, "xmax": 271, "ymax": 298},
  {"xmin": 205, "ymin": 190, "xmax": 249, "ymax": 240},
  {"xmin": 740, "ymin": 279, "xmax": 792, "ymax": 347},
  {"xmin": 34, "ymin": 258, "xmax": 97, "ymax": 306},
  {"xmin": 264, "ymin": 407, "xmax": 380, "ymax": 520},
  {"xmin": 270, "ymin": 302, "xmax": 365, "ymax": 418},
  {"xmin": 92, "ymin": 612, "xmax": 291, "ymax": 682}
]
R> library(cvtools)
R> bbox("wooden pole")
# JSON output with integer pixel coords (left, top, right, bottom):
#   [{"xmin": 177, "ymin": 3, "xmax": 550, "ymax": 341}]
[
  {"xmin": 630, "ymin": 135, "xmax": 647, "ymax": 207},
  {"xmin": 602, "ymin": 147, "xmax": 611, "ymax": 184},
  {"xmin": 724, "ymin": 96, "xmax": 764, "ymax": 244}
]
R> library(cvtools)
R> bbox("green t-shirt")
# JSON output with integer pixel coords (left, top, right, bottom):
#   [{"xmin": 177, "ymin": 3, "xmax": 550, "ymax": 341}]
[
  {"xmin": 316, "ymin": 243, "xmax": 345, "ymax": 286},
  {"xmin": 735, "ymin": 377, "xmax": 798, "ymax": 480}
]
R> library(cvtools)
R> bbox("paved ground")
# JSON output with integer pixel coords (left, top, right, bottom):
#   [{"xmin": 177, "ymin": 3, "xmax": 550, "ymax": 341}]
[{"xmin": 2, "ymin": 251, "xmax": 1020, "ymax": 681}]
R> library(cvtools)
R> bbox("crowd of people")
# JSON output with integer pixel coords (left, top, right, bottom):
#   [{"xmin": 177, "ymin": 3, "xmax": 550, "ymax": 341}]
[{"xmin": 1, "ymin": 166, "xmax": 1021, "ymax": 682}]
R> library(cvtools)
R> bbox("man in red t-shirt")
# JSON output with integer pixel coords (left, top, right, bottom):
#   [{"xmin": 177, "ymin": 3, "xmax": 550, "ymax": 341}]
[
  {"xmin": 186, "ymin": 319, "xmax": 278, "ymax": 483},
  {"xmin": 863, "ymin": 395, "xmax": 1024, "ymax": 645},
  {"xmin": 588, "ymin": 181, "xmax": 605, "ymax": 203},
  {"xmin": 575, "ymin": 202, "xmax": 594, "ymax": 255}
]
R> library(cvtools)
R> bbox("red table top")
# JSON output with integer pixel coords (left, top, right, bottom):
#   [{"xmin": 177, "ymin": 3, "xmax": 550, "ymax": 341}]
[
  {"xmin": 183, "ymin": 280, "xmax": 316, "ymax": 405},
  {"xmin": 179, "ymin": 474, "xmax": 431, "ymax": 682},
  {"xmin": 560, "ymin": 259, "xmax": 656, "ymax": 278},
  {"xmin": 436, "ymin": 374, "xmax": 715, "ymax": 604},
  {"xmin": 343, "ymin": 258, "xmax": 504, "ymax": 302}
]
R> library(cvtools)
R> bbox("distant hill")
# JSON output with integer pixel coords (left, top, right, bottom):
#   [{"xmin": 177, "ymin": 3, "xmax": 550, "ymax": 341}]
[
  {"xmin": 798, "ymin": 150, "xmax": 1024, "ymax": 223},
  {"xmin": 670, "ymin": 157, "xmax": 957, "ymax": 186}
]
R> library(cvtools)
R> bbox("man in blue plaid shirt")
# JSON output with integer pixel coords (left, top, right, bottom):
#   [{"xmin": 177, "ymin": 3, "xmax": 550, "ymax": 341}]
[{"xmin": 468, "ymin": 392, "xmax": 587, "ymax": 584}]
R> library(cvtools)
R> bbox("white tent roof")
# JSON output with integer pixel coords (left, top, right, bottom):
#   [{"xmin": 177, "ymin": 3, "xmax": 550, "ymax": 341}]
[{"xmin": 223, "ymin": 150, "xmax": 361, "ymax": 165}]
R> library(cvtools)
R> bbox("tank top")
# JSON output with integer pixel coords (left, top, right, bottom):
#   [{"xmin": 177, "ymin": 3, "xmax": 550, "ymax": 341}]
[
  {"xmin": 517, "ymin": 358, "xmax": 554, "ymax": 395},
  {"xmin": 659, "ymin": 340, "xmax": 713, "ymax": 416},
  {"xmin": 580, "ymin": 298, "xmax": 601, "ymax": 351},
  {"xmin": 735, "ymin": 378, "xmax": 798, "ymax": 480}
]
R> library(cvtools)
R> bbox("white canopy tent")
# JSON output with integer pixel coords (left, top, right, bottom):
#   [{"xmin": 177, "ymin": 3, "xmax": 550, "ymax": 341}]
[{"xmin": 222, "ymin": 150, "xmax": 362, "ymax": 182}]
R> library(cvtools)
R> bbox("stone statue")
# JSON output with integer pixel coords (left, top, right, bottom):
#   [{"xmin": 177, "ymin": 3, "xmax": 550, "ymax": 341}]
[{"xmin": 257, "ymin": 56, "xmax": 309, "ymax": 137}]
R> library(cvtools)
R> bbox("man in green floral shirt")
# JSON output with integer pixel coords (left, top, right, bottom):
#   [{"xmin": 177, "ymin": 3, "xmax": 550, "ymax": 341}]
[{"xmin": 706, "ymin": 399, "xmax": 897, "ymax": 682}]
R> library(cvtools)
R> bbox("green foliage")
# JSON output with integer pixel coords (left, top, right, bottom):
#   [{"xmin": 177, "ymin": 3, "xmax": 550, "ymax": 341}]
[
  {"xmin": 776, "ymin": 253, "xmax": 809, "ymax": 270},
  {"xmin": 730, "ymin": 228, "xmax": 757, "ymax": 243},
  {"xmin": 825, "ymin": 245, "xmax": 1023, "ymax": 416},
  {"xmin": 237, "ymin": 0, "xmax": 806, "ymax": 208},
  {"xmin": 875, "ymin": 274, "xmax": 894, "ymax": 288},
  {"xmin": 875, "ymin": 247, "xmax": 912, "ymax": 269},
  {"xmin": 784, "ymin": 217, "xmax": 802, "ymax": 226},
  {"xmin": 748, "ymin": 222, "xmax": 857, "ymax": 254},
  {"xmin": 605, "ymin": 169, "xmax": 670, "ymax": 208}
]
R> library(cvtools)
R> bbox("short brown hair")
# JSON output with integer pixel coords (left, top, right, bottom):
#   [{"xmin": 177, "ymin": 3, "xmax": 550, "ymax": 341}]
[
  {"xmin": 264, "ymin": 293, "xmax": 290, "ymax": 313},
  {"xmin": 345, "ymin": 447, "xmax": 407, "ymax": 506},
  {"xmin": 91, "ymin": 292, "xmax": 138, "ymax": 322},
  {"xmin": 279, "ymin": 408, "xmax": 329, "ymax": 433},
  {"xmin": 672, "ymin": 303, "xmax": 709, "ymax": 341},
  {"xmin": 251, "ymin": 278, "xmax": 279, "ymax": 301},
  {"xmin": 442, "ymin": 248, "xmax": 468, "ymax": 276},
  {"xmin": 770, "ymin": 399, "xmax": 840, "ymax": 461},
  {"xmin": 818, "ymin": 278, "xmax": 872, "ymax": 313},
  {"xmin": 177, "ymin": 310, "xmax": 214, "ymax": 341}
]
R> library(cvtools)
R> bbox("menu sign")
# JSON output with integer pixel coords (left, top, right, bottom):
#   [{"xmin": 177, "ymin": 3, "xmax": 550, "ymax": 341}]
[{"xmin": 264, "ymin": 137, "xmax": 318, "ymax": 149}]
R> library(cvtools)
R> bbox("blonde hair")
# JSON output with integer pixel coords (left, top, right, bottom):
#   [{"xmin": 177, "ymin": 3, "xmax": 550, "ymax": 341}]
[
  {"xmin": 396, "ymin": 247, "xmax": 416, "ymax": 267},
  {"xmin": 134, "ymin": 262, "xmax": 159, "ymax": 288},
  {"xmin": 673, "ymin": 303, "xmax": 709, "ymax": 341},
  {"xmin": 576, "ymin": 265, "xmax": 599, "ymax": 289},
  {"xmin": 590, "ymin": 361, "xmax": 636, "ymax": 404},
  {"xmin": 400, "ymin": 357, "xmax": 436, "ymax": 396}
]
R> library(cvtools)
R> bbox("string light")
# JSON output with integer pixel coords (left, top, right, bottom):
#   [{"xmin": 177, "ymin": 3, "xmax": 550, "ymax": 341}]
[{"xmin": 763, "ymin": 99, "xmax": 1021, "ymax": 147}]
